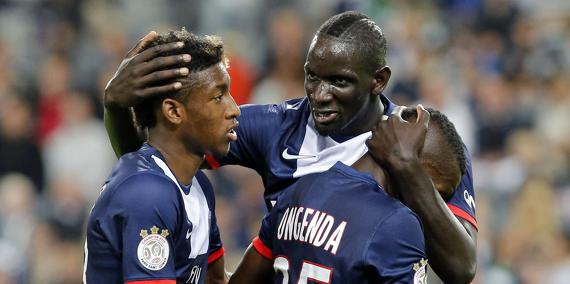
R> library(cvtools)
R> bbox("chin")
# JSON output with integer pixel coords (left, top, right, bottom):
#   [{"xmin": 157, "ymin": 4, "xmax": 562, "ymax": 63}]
[
  {"xmin": 211, "ymin": 144, "xmax": 231, "ymax": 157},
  {"xmin": 314, "ymin": 123, "xmax": 342, "ymax": 137}
]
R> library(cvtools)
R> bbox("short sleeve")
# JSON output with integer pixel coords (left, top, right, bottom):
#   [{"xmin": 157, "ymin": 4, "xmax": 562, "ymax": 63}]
[
  {"xmin": 365, "ymin": 207, "xmax": 427, "ymax": 284},
  {"xmin": 446, "ymin": 144, "xmax": 478, "ymax": 230},
  {"xmin": 109, "ymin": 174, "xmax": 180, "ymax": 283},
  {"xmin": 252, "ymin": 211, "xmax": 276, "ymax": 260}
]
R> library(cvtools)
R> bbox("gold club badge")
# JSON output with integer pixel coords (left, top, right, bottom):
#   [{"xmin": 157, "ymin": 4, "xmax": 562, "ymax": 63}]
[{"xmin": 137, "ymin": 225, "xmax": 170, "ymax": 271}]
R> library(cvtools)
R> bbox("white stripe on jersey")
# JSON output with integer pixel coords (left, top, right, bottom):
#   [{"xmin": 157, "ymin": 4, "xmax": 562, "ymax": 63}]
[
  {"xmin": 293, "ymin": 105, "xmax": 405, "ymax": 178},
  {"xmin": 293, "ymin": 116, "xmax": 371, "ymax": 178},
  {"xmin": 152, "ymin": 155, "xmax": 210, "ymax": 259}
]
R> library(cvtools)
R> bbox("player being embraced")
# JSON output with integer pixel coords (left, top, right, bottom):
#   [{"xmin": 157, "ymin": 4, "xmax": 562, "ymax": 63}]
[
  {"xmin": 229, "ymin": 105, "xmax": 463, "ymax": 283},
  {"xmin": 103, "ymin": 11, "xmax": 477, "ymax": 283},
  {"xmin": 84, "ymin": 29, "xmax": 240, "ymax": 284}
]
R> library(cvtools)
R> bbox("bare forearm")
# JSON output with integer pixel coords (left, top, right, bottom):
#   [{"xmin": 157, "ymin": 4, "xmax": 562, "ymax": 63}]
[
  {"xmin": 206, "ymin": 256, "xmax": 228, "ymax": 284},
  {"xmin": 104, "ymin": 106, "xmax": 144, "ymax": 157},
  {"xmin": 229, "ymin": 245, "xmax": 273, "ymax": 284},
  {"xmin": 389, "ymin": 161, "xmax": 476, "ymax": 284}
]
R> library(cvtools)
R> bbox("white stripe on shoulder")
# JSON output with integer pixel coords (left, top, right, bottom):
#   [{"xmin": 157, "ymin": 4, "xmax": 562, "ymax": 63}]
[{"xmin": 151, "ymin": 155, "xmax": 210, "ymax": 259}]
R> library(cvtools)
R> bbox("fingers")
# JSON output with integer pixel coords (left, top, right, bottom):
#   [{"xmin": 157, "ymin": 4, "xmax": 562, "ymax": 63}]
[
  {"xmin": 416, "ymin": 104, "xmax": 430, "ymax": 128},
  {"xmin": 126, "ymin": 31, "xmax": 158, "ymax": 58},
  {"xmin": 391, "ymin": 106, "xmax": 408, "ymax": 123},
  {"xmin": 135, "ymin": 54, "xmax": 191, "ymax": 76},
  {"xmin": 132, "ymin": 41, "xmax": 185, "ymax": 64},
  {"xmin": 133, "ymin": 83, "xmax": 183, "ymax": 99},
  {"xmin": 136, "ymin": 68, "xmax": 189, "ymax": 87}
]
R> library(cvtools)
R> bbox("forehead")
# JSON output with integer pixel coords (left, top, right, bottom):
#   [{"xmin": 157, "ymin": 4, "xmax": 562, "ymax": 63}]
[
  {"xmin": 181, "ymin": 62, "xmax": 229, "ymax": 93},
  {"xmin": 305, "ymin": 34, "xmax": 369, "ymax": 74}
]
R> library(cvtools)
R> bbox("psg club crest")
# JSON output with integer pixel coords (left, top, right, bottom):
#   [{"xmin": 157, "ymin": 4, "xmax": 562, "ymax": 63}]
[
  {"xmin": 413, "ymin": 258, "xmax": 428, "ymax": 284},
  {"xmin": 137, "ymin": 225, "xmax": 170, "ymax": 271}
]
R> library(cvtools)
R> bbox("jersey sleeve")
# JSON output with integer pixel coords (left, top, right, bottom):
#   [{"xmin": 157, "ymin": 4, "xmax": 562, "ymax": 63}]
[
  {"xmin": 207, "ymin": 103, "xmax": 284, "ymax": 170},
  {"xmin": 365, "ymin": 207, "xmax": 427, "ymax": 284},
  {"xmin": 109, "ymin": 174, "xmax": 180, "ymax": 283},
  {"xmin": 252, "ymin": 211, "xmax": 276, "ymax": 260},
  {"xmin": 446, "ymin": 144, "xmax": 478, "ymax": 230}
]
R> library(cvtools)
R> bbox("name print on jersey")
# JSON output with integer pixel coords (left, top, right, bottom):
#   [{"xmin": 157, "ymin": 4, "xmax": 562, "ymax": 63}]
[{"xmin": 277, "ymin": 206, "xmax": 346, "ymax": 255}]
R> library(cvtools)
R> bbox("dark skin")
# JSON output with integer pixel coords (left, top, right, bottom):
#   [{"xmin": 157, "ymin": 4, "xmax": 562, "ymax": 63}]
[
  {"xmin": 366, "ymin": 106, "xmax": 477, "ymax": 283},
  {"xmin": 104, "ymin": 31, "xmax": 476, "ymax": 283},
  {"xmin": 230, "ymin": 106, "xmax": 464, "ymax": 283},
  {"xmin": 304, "ymin": 35, "xmax": 389, "ymax": 137},
  {"xmin": 137, "ymin": 45, "xmax": 239, "ymax": 283}
]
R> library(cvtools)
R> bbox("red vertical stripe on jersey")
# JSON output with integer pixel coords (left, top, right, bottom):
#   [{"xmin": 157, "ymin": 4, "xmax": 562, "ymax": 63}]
[
  {"xmin": 208, "ymin": 247, "xmax": 225, "ymax": 264},
  {"xmin": 125, "ymin": 280, "xmax": 175, "ymax": 284},
  {"xmin": 205, "ymin": 154, "xmax": 220, "ymax": 169},
  {"xmin": 447, "ymin": 204, "xmax": 478, "ymax": 231},
  {"xmin": 252, "ymin": 236, "xmax": 274, "ymax": 260}
]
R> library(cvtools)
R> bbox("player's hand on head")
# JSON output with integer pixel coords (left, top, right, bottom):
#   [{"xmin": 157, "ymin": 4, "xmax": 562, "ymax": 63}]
[
  {"xmin": 366, "ymin": 104, "xmax": 430, "ymax": 168},
  {"xmin": 104, "ymin": 31, "xmax": 191, "ymax": 108}
]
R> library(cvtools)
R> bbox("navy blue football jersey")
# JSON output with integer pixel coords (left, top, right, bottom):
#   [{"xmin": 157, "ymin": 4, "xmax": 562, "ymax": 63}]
[
  {"xmin": 252, "ymin": 162, "xmax": 427, "ymax": 283},
  {"xmin": 210, "ymin": 95, "xmax": 477, "ymax": 230},
  {"xmin": 84, "ymin": 143, "xmax": 224, "ymax": 284}
]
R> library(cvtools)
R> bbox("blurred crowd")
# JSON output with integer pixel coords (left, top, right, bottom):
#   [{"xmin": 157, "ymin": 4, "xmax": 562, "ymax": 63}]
[{"xmin": 0, "ymin": 0, "xmax": 568, "ymax": 283}]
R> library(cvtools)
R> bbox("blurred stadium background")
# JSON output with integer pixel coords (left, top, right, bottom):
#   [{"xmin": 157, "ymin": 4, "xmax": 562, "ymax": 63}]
[{"xmin": 0, "ymin": 0, "xmax": 569, "ymax": 283}]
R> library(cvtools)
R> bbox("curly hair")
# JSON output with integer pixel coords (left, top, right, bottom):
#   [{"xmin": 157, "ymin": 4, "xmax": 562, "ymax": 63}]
[{"xmin": 133, "ymin": 28, "xmax": 225, "ymax": 129}]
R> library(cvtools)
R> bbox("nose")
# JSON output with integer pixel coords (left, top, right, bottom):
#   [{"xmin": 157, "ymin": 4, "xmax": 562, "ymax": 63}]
[
  {"xmin": 226, "ymin": 93, "xmax": 241, "ymax": 119},
  {"xmin": 311, "ymin": 81, "xmax": 333, "ymax": 106}
]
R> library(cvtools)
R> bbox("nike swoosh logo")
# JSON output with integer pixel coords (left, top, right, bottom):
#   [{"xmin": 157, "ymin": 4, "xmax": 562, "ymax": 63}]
[
  {"xmin": 282, "ymin": 148, "xmax": 316, "ymax": 160},
  {"xmin": 286, "ymin": 103, "xmax": 301, "ymax": 110}
]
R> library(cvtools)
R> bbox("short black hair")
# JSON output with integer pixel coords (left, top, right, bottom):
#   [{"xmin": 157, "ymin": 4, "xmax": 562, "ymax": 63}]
[
  {"xmin": 133, "ymin": 28, "xmax": 225, "ymax": 129},
  {"xmin": 401, "ymin": 107, "xmax": 467, "ymax": 176},
  {"xmin": 316, "ymin": 11, "xmax": 387, "ymax": 71}
]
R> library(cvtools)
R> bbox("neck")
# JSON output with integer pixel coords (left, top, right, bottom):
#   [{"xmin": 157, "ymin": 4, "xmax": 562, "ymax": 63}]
[
  {"xmin": 340, "ymin": 95, "xmax": 384, "ymax": 136},
  {"xmin": 148, "ymin": 127, "xmax": 203, "ymax": 186},
  {"xmin": 352, "ymin": 153, "xmax": 394, "ymax": 197}
]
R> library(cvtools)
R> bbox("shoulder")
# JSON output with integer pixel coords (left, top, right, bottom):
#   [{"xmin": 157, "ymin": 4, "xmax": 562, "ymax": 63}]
[
  {"xmin": 367, "ymin": 206, "xmax": 424, "ymax": 253},
  {"xmin": 368, "ymin": 205, "xmax": 423, "ymax": 252},
  {"xmin": 109, "ymin": 172, "xmax": 180, "ymax": 209},
  {"xmin": 239, "ymin": 98, "xmax": 309, "ymax": 123}
]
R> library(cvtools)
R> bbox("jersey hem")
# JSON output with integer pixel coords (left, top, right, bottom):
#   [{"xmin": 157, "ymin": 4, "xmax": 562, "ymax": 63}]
[
  {"xmin": 447, "ymin": 204, "xmax": 478, "ymax": 231},
  {"xmin": 252, "ymin": 236, "xmax": 273, "ymax": 260}
]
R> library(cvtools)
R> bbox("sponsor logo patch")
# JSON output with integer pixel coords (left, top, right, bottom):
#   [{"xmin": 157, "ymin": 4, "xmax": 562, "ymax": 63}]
[{"xmin": 137, "ymin": 225, "xmax": 170, "ymax": 271}]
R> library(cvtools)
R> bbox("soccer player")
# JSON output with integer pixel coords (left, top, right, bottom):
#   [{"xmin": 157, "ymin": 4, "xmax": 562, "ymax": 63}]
[
  {"xmin": 103, "ymin": 12, "xmax": 477, "ymax": 283},
  {"xmin": 84, "ymin": 30, "xmax": 240, "ymax": 284},
  {"xmin": 228, "ymin": 105, "xmax": 460, "ymax": 283}
]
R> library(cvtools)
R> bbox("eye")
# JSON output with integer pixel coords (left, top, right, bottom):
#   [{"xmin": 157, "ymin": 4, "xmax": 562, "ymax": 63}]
[
  {"xmin": 213, "ymin": 92, "xmax": 224, "ymax": 102},
  {"xmin": 306, "ymin": 72, "xmax": 317, "ymax": 81},
  {"xmin": 332, "ymin": 78, "xmax": 348, "ymax": 87}
]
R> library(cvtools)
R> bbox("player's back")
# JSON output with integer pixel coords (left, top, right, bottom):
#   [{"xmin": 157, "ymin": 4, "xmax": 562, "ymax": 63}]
[{"xmin": 254, "ymin": 162, "xmax": 427, "ymax": 283}]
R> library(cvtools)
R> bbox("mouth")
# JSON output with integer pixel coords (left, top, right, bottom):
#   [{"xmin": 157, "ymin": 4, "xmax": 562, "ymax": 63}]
[
  {"xmin": 312, "ymin": 109, "xmax": 339, "ymax": 125},
  {"xmin": 226, "ymin": 122, "xmax": 239, "ymax": 142}
]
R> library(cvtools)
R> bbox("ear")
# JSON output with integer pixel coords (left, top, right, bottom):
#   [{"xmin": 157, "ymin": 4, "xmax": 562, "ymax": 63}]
[
  {"xmin": 161, "ymin": 98, "xmax": 186, "ymax": 125},
  {"xmin": 371, "ymin": 66, "xmax": 391, "ymax": 95}
]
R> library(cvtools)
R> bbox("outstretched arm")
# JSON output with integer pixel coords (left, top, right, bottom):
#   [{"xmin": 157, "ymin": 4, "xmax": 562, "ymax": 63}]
[
  {"xmin": 367, "ymin": 105, "xmax": 476, "ymax": 283},
  {"xmin": 103, "ymin": 31, "xmax": 190, "ymax": 157}
]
